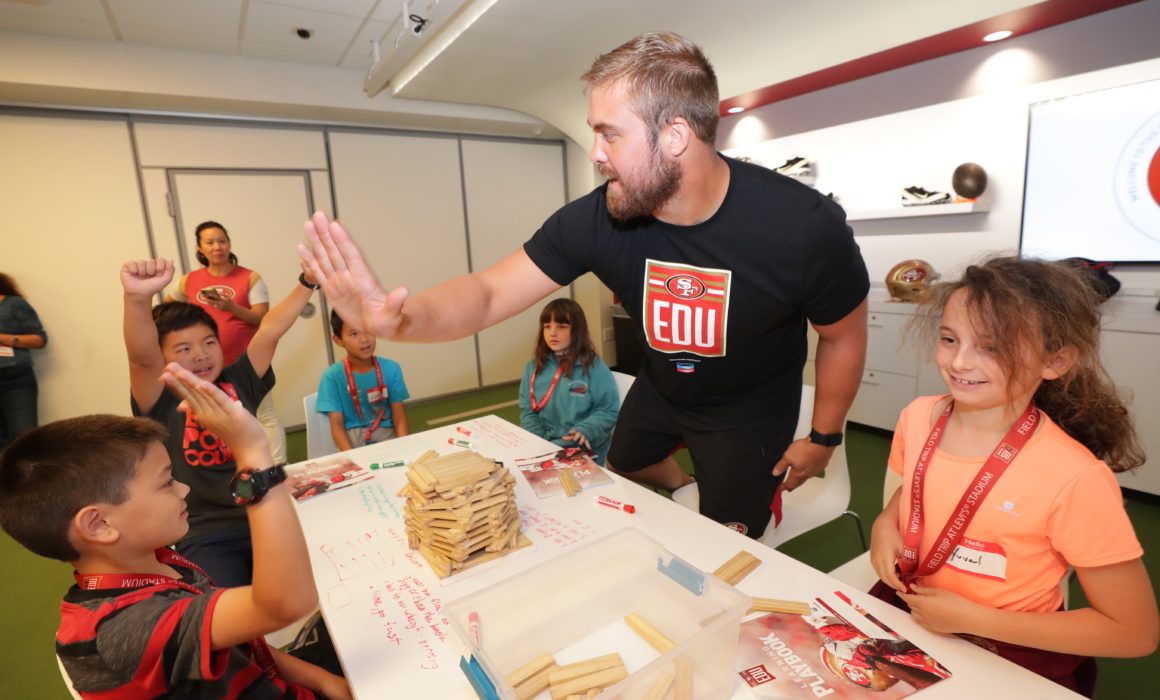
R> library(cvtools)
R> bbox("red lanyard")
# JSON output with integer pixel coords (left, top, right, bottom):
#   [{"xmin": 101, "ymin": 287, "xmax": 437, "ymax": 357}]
[
  {"xmin": 899, "ymin": 400, "xmax": 1040, "ymax": 587},
  {"xmin": 529, "ymin": 363, "xmax": 565, "ymax": 413},
  {"xmin": 343, "ymin": 357, "xmax": 387, "ymax": 441},
  {"xmin": 75, "ymin": 548, "xmax": 280, "ymax": 680}
]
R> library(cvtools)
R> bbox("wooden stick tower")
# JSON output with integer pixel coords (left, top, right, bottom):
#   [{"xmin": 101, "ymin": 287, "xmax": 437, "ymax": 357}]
[{"xmin": 399, "ymin": 449, "xmax": 531, "ymax": 578}]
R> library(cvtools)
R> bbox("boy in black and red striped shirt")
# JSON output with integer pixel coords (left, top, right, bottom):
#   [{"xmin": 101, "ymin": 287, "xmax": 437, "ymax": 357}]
[{"xmin": 0, "ymin": 364, "xmax": 349, "ymax": 699}]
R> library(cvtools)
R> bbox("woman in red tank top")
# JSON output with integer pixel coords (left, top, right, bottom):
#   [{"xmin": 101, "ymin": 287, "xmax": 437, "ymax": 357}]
[{"xmin": 167, "ymin": 221, "xmax": 269, "ymax": 365}]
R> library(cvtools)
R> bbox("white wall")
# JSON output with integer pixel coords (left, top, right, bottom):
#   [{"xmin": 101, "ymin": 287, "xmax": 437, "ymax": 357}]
[{"xmin": 718, "ymin": 0, "xmax": 1160, "ymax": 293}]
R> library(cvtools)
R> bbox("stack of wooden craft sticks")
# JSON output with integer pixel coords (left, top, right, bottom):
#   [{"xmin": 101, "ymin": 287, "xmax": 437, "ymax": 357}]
[{"xmin": 398, "ymin": 450, "xmax": 530, "ymax": 578}]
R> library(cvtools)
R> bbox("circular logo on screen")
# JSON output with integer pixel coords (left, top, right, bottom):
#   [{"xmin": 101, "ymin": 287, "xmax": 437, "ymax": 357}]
[{"xmin": 1114, "ymin": 110, "xmax": 1160, "ymax": 244}]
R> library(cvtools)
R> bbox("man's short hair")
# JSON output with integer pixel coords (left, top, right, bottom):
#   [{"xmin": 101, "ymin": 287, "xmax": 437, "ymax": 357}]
[
  {"xmin": 582, "ymin": 32, "xmax": 720, "ymax": 145},
  {"xmin": 0, "ymin": 416, "xmax": 167, "ymax": 562},
  {"xmin": 152, "ymin": 301, "xmax": 220, "ymax": 345}
]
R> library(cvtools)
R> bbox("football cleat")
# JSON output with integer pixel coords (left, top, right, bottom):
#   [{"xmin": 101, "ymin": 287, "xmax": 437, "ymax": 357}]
[
  {"xmin": 775, "ymin": 156, "xmax": 811, "ymax": 177},
  {"xmin": 901, "ymin": 186, "xmax": 951, "ymax": 206}
]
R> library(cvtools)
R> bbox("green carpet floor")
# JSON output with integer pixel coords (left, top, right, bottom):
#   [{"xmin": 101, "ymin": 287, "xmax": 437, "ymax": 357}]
[{"xmin": 2, "ymin": 385, "xmax": 1156, "ymax": 697}]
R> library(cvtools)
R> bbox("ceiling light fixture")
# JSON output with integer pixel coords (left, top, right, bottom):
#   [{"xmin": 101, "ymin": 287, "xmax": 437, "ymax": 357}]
[
  {"xmin": 389, "ymin": 0, "xmax": 500, "ymax": 95},
  {"xmin": 727, "ymin": 106, "xmax": 744, "ymax": 114},
  {"xmin": 983, "ymin": 30, "xmax": 1013, "ymax": 42}
]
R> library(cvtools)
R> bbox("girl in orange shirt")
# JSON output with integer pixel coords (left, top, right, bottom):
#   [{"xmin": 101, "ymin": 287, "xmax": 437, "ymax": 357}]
[{"xmin": 869, "ymin": 256, "xmax": 1157, "ymax": 696}]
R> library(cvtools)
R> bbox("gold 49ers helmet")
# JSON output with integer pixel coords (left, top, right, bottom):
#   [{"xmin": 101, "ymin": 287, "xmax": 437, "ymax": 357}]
[{"xmin": 886, "ymin": 260, "xmax": 939, "ymax": 302}]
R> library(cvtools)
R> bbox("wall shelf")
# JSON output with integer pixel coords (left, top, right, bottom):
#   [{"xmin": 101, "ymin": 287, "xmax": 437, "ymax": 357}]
[{"xmin": 847, "ymin": 201, "xmax": 988, "ymax": 221}]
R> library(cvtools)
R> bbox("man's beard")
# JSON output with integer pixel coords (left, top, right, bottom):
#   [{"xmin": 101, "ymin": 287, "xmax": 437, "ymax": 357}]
[{"xmin": 602, "ymin": 145, "xmax": 681, "ymax": 221}]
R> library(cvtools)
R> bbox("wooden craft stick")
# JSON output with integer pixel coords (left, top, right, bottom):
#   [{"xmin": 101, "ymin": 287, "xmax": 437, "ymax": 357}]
[
  {"xmin": 547, "ymin": 653, "xmax": 623, "ymax": 686},
  {"xmin": 639, "ymin": 667, "xmax": 675, "ymax": 700},
  {"xmin": 515, "ymin": 661, "xmax": 558, "ymax": 700},
  {"xmin": 583, "ymin": 689, "xmax": 602, "ymax": 699},
  {"xmin": 712, "ymin": 550, "xmax": 762, "ymax": 585},
  {"xmin": 558, "ymin": 467, "xmax": 582, "ymax": 497},
  {"xmin": 548, "ymin": 665, "xmax": 627, "ymax": 700},
  {"xmin": 749, "ymin": 597, "xmax": 813, "ymax": 616},
  {"xmin": 506, "ymin": 652, "xmax": 555, "ymax": 688},
  {"xmin": 624, "ymin": 612, "xmax": 675, "ymax": 653},
  {"xmin": 674, "ymin": 657, "xmax": 693, "ymax": 700}
]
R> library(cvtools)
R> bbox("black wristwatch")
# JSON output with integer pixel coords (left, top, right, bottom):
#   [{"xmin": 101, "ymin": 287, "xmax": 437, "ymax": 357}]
[
  {"xmin": 298, "ymin": 272, "xmax": 321, "ymax": 290},
  {"xmin": 808, "ymin": 428, "xmax": 843, "ymax": 448},
  {"xmin": 230, "ymin": 464, "xmax": 288, "ymax": 505}
]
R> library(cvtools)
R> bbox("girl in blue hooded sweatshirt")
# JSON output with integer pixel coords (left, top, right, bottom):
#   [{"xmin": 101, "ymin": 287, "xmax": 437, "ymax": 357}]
[{"xmin": 518, "ymin": 299, "xmax": 619, "ymax": 465}]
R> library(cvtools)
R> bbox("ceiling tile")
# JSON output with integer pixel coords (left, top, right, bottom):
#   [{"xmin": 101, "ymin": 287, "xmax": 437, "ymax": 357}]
[
  {"xmin": 0, "ymin": 0, "xmax": 114, "ymax": 40},
  {"xmin": 107, "ymin": 0, "xmax": 240, "ymax": 39},
  {"xmin": 117, "ymin": 26, "xmax": 239, "ymax": 55},
  {"xmin": 370, "ymin": 0, "xmax": 407, "ymax": 24},
  {"xmin": 246, "ymin": 0, "xmax": 364, "ymax": 52},
  {"xmin": 259, "ymin": 0, "xmax": 377, "ymax": 19}
]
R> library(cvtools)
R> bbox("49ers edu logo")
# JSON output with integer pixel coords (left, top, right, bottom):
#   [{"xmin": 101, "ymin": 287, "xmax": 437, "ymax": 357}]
[{"xmin": 642, "ymin": 259, "xmax": 731, "ymax": 357}]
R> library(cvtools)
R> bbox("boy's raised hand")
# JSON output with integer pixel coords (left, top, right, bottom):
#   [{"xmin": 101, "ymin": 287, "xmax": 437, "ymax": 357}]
[
  {"xmin": 298, "ymin": 211, "xmax": 410, "ymax": 339},
  {"xmin": 121, "ymin": 258, "xmax": 175, "ymax": 297},
  {"xmin": 159, "ymin": 362, "xmax": 271, "ymax": 469}
]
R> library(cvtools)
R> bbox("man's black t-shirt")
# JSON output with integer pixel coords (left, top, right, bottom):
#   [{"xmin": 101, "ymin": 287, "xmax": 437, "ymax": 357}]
[
  {"xmin": 132, "ymin": 353, "xmax": 274, "ymax": 539},
  {"xmin": 524, "ymin": 156, "xmax": 869, "ymax": 422}
]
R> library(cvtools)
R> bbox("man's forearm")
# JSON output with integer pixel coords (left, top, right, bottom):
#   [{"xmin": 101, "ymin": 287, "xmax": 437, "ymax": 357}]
[
  {"xmin": 394, "ymin": 274, "xmax": 497, "ymax": 342},
  {"xmin": 811, "ymin": 333, "xmax": 866, "ymax": 434}
]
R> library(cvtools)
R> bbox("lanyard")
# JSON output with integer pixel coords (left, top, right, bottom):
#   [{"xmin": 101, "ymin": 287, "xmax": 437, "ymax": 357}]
[
  {"xmin": 343, "ymin": 357, "xmax": 387, "ymax": 441},
  {"xmin": 899, "ymin": 400, "xmax": 1040, "ymax": 587},
  {"xmin": 75, "ymin": 548, "xmax": 280, "ymax": 680},
  {"xmin": 529, "ymin": 363, "xmax": 566, "ymax": 413}
]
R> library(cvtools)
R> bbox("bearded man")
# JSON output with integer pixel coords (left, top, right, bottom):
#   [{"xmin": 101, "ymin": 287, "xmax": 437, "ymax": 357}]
[{"xmin": 301, "ymin": 32, "xmax": 869, "ymax": 539}]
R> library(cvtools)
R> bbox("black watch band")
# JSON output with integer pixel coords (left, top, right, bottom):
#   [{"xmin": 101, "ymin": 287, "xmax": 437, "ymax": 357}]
[
  {"xmin": 298, "ymin": 272, "xmax": 321, "ymax": 290},
  {"xmin": 230, "ymin": 464, "xmax": 288, "ymax": 506},
  {"xmin": 808, "ymin": 428, "xmax": 843, "ymax": 447}
]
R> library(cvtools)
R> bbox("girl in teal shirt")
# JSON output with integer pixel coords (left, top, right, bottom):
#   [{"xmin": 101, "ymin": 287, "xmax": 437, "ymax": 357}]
[{"xmin": 519, "ymin": 299, "xmax": 619, "ymax": 464}]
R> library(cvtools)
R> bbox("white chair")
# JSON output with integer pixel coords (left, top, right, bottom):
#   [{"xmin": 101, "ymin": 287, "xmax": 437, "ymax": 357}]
[
  {"xmin": 303, "ymin": 392, "xmax": 339, "ymax": 460},
  {"xmin": 828, "ymin": 469, "xmax": 903, "ymax": 590},
  {"xmin": 610, "ymin": 370, "xmax": 635, "ymax": 407},
  {"xmin": 670, "ymin": 384, "xmax": 864, "ymax": 548}
]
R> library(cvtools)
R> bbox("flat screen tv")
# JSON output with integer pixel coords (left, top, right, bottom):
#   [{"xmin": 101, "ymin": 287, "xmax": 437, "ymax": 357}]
[{"xmin": 1020, "ymin": 77, "xmax": 1160, "ymax": 264}]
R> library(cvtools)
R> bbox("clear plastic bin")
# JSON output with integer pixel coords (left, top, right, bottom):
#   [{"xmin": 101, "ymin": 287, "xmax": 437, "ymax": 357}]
[{"xmin": 447, "ymin": 528, "xmax": 751, "ymax": 699}]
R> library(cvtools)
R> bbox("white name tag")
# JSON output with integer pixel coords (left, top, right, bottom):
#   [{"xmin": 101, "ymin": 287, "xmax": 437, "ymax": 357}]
[
  {"xmin": 0, "ymin": 346, "xmax": 13, "ymax": 357},
  {"xmin": 946, "ymin": 537, "xmax": 1008, "ymax": 581}
]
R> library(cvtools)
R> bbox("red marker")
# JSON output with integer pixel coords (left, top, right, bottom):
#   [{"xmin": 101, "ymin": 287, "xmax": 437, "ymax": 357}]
[
  {"xmin": 468, "ymin": 611, "xmax": 481, "ymax": 645},
  {"xmin": 594, "ymin": 495, "xmax": 636, "ymax": 513}
]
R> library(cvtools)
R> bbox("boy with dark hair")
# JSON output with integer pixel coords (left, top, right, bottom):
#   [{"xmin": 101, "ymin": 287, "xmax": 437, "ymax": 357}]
[
  {"xmin": 0, "ymin": 364, "xmax": 349, "ymax": 698},
  {"xmin": 122, "ymin": 258, "xmax": 318, "ymax": 587},
  {"xmin": 315, "ymin": 309, "xmax": 409, "ymax": 451}
]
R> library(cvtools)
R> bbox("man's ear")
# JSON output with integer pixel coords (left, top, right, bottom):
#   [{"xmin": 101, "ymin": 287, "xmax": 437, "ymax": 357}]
[
  {"xmin": 1042, "ymin": 345, "xmax": 1079, "ymax": 381},
  {"xmin": 73, "ymin": 506, "xmax": 120, "ymax": 547},
  {"xmin": 666, "ymin": 117, "xmax": 692, "ymax": 158}
]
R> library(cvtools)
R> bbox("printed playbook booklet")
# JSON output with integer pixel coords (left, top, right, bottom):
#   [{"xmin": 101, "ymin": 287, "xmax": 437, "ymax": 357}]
[
  {"xmin": 513, "ymin": 446, "xmax": 613, "ymax": 498},
  {"xmin": 286, "ymin": 455, "xmax": 373, "ymax": 502},
  {"xmin": 737, "ymin": 591, "xmax": 950, "ymax": 699}
]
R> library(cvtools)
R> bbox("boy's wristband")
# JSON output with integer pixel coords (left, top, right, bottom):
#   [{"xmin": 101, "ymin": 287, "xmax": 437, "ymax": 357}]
[{"xmin": 298, "ymin": 272, "xmax": 321, "ymax": 290}]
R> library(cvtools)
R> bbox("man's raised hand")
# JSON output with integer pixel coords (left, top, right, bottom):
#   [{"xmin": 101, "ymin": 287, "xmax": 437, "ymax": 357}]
[{"xmin": 297, "ymin": 211, "xmax": 409, "ymax": 339}]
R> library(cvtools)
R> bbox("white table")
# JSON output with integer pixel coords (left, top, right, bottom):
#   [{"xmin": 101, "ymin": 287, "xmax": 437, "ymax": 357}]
[{"xmin": 289, "ymin": 415, "xmax": 1081, "ymax": 699}]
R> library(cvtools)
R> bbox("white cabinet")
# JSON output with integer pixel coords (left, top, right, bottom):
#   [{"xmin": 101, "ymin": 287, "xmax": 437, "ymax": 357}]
[
  {"xmin": 847, "ymin": 300, "xmax": 921, "ymax": 430},
  {"xmin": 1100, "ymin": 303, "xmax": 1160, "ymax": 497}
]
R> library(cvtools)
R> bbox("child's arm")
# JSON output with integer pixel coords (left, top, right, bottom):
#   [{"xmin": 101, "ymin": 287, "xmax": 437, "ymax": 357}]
[
  {"xmin": 268, "ymin": 647, "xmax": 351, "ymax": 700},
  {"xmin": 159, "ymin": 363, "xmax": 318, "ymax": 649},
  {"xmin": 328, "ymin": 412, "xmax": 353, "ymax": 451},
  {"xmin": 390, "ymin": 402, "xmax": 409, "ymax": 437},
  {"xmin": 567, "ymin": 367, "xmax": 619, "ymax": 449},
  {"xmin": 869, "ymin": 485, "xmax": 905, "ymax": 592},
  {"xmin": 245, "ymin": 272, "xmax": 318, "ymax": 377},
  {"xmin": 122, "ymin": 259, "xmax": 175, "ymax": 414},
  {"xmin": 901, "ymin": 559, "xmax": 1159, "ymax": 658}
]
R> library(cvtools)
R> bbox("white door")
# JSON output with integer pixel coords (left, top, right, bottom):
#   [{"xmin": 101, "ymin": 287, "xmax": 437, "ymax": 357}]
[{"xmin": 168, "ymin": 170, "xmax": 330, "ymax": 429}]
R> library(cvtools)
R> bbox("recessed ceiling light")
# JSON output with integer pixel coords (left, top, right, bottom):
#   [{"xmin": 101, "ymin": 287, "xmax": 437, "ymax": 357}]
[
  {"xmin": 983, "ymin": 30, "xmax": 1012, "ymax": 42},
  {"xmin": 727, "ymin": 106, "xmax": 744, "ymax": 114}
]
